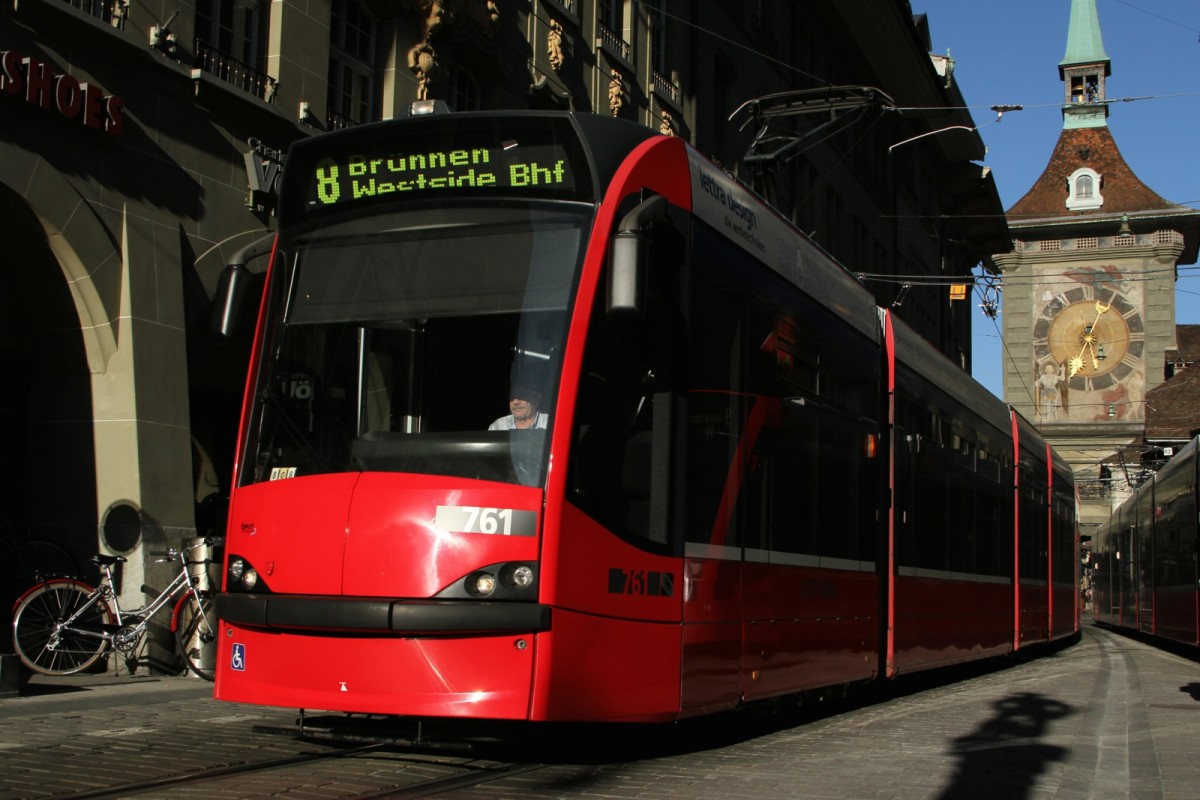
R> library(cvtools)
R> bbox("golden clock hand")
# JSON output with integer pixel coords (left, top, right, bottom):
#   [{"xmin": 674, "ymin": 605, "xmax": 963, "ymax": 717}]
[
  {"xmin": 1071, "ymin": 330, "xmax": 1093, "ymax": 377},
  {"xmin": 1068, "ymin": 301, "xmax": 1111, "ymax": 377},
  {"xmin": 1089, "ymin": 301, "xmax": 1110, "ymax": 370}
]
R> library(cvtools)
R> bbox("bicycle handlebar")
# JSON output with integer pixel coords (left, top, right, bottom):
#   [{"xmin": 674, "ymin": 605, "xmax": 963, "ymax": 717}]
[{"xmin": 148, "ymin": 537, "xmax": 226, "ymax": 562}]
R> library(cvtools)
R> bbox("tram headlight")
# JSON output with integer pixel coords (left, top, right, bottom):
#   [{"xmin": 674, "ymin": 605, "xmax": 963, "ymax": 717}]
[
  {"xmin": 227, "ymin": 557, "xmax": 260, "ymax": 591},
  {"xmin": 468, "ymin": 571, "xmax": 497, "ymax": 597},
  {"xmin": 440, "ymin": 562, "xmax": 537, "ymax": 600},
  {"xmin": 240, "ymin": 567, "xmax": 259, "ymax": 590},
  {"xmin": 502, "ymin": 563, "xmax": 535, "ymax": 589}
]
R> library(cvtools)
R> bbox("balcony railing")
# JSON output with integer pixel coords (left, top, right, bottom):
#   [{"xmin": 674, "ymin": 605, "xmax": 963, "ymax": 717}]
[
  {"xmin": 652, "ymin": 69, "xmax": 681, "ymax": 107},
  {"xmin": 63, "ymin": 0, "xmax": 127, "ymax": 30},
  {"xmin": 194, "ymin": 40, "xmax": 278, "ymax": 104},
  {"xmin": 327, "ymin": 111, "xmax": 358, "ymax": 131},
  {"xmin": 596, "ymin": 23, "xmax": 631, "ymax": 64}
]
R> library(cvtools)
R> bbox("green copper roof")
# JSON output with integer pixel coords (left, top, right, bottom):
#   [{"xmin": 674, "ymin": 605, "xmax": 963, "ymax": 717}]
[{"xmin": 1060, "ymin": 0, "xmax": 1110, "ymax": 68}]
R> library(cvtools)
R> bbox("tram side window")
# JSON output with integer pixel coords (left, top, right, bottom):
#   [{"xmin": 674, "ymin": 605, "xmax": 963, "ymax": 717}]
[
  {"xmin": 975, "ymin": 466, "xmax": 1010, "ymax": 577},
  {"xmin": 895, "ymin": 384, "xmax": 945, "ymax": 571},
  {"xmin": 946, "ymin": 461, "xmax": 975, "ymax": 574},
  {"xmin": 567, "ymin": 205, "xmax": 683, "ymax": 549},
  {"xmin": 683, "ymin": 224, "xmax": 878, "ymax": 562},
  {"xmin": 1154, "ymin": 470, "xmax": 1195, "ymax": 589},
  {"xmin": 768, "ymin": 398, "xmax": 821, "ymax": 556},
  {"xmin": 569, "ymin": 311, "xmax": 665, "ymax": 544},
  {"xmin": 1053, "ymin": 493, "xmax": 1076, "ymax": 585},
  {"xmin": 680, "ymin": 250, "xmax": 756, "ymax": 550},
  {"xmin": 1017, "ymin": 460, "xmax": 1048, "ymax": 581},
  {"xmin": 913, "ymin": 441, "xmax": 950, "ymax": 570},
  {"xmin": 1136, "ymin": 490, "xmax": 1155, "ymax": 594},
  {"xmin": 946, "ymin": 429, "xmax": 985, "ymax": 575},
  {"xmin": 815, "ymin": 411, "xmax": 862, "ymax": 562}
]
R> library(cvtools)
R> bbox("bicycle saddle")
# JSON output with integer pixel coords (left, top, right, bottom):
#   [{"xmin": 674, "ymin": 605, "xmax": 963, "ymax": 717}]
[{"xmin": 91, "ymin": 553, "xmax": 127, "ymax": 566}]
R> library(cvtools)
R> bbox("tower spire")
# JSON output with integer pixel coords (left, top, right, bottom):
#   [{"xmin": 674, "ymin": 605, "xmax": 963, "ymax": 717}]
[{"xmin": 1059, "ymin": 0, "xmax": 1111, "ymax": 128}]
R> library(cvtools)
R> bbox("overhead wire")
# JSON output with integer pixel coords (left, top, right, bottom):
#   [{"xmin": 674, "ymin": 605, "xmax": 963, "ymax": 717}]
[
  {"xmin": 1109, "ymin": 0, "xmax": 1200, "ymax": 38},
  {"xmin": 632, "ymin": 0, "xmax": 1200, "ymax": 425},
  {"xmin": 857, "ymin": 262, "xmax": 1200, "ymax": 287}
]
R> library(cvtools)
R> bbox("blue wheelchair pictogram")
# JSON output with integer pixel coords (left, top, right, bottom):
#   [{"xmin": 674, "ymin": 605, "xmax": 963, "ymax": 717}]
[{"xmin": 231, "ymin": 642, "xmax": 246, "ymax": 671}]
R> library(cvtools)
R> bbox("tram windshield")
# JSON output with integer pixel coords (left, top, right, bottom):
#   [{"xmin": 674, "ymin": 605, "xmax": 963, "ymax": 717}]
[{"xmin": 241, "ymin": 205, "xmax": 588, "ymax": 488}]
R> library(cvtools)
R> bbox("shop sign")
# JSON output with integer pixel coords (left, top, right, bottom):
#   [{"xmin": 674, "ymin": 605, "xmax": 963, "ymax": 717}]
[
  {"xmin": 244, "ymin": 137, "xmax": 285, "ymax": 212},
  {"xmin": 1, "ymin": 49, "xmax": 124, "ymax": 135}
]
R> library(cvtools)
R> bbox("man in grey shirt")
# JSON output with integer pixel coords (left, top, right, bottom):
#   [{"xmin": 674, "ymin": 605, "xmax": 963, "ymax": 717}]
[{"xmin": 489, "ymin": 380, "xmax": 548, "ymax": 431}]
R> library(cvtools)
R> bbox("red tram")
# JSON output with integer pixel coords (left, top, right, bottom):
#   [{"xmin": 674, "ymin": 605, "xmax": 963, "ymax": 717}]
[
  {"xmin": 212, "ymin": 107, "xmax": 1078, "ymax": 722},
  {"xmin": 1093, "ymin": 437, "xmax": 1200, "ymax": 647}
]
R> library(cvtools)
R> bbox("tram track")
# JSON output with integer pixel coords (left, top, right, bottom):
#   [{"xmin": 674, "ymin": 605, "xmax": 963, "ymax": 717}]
[
  {"xmin": 41, "ymin": 742, "xmax": 545, "ymax": 800},
  {"xmin": 43, "ymin": 743, "xmax": 385, "ymax": 799},
  {"xmin": 337, "ymin": 762, "xmax": 549, "ymax": 800}
]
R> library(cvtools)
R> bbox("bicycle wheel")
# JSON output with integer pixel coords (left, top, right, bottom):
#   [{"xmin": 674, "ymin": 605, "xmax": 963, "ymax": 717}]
[
  {"xmin": 174, "ymin": 590, "xmax": 216, "ymax": 681},
  {"xmin": 12, "ymin": 580, "xmax": 113, "ymax": 675}
]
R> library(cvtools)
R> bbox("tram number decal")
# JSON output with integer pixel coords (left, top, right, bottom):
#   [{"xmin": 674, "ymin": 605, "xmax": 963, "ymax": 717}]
[
  {"xmin": 435, "ymin": 505, "xmax": 537, "ymax": 536},
  {"xmin": 608, "ymin": 568, "xmax": 674, "ymax": 597}
]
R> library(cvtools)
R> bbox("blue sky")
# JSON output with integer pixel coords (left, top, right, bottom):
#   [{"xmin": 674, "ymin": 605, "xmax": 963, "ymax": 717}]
[{"xmin": 913, "ymin": 0, "xmax": 1200, "ymax": 398}]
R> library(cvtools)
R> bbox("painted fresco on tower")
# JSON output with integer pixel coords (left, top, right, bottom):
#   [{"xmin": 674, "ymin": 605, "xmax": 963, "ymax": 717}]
[{"xmin": 1031, "ymin": 265, "xmax": 1144, "ymax": 424}]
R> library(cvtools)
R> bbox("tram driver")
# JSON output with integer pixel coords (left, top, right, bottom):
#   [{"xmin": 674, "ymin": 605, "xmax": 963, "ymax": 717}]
[{"xmin": 489, "ymin": 379, "xmax": 549, "ymax": 431}]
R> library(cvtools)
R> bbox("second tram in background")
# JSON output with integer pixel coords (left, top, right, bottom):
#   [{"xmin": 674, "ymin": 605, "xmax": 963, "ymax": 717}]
[
  {"xmin": 1093, "ymin": 437, "xmax": 1200, "ymax": 647},
  {"xmin": 212, "ymin": 105, "xmax": 1078, "ymax": 723}
]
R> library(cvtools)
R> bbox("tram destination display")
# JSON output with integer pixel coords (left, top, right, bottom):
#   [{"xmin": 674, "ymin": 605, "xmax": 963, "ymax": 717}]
[
  {"xmin": 291, "ymin": 123, "xmax": 590, "ymax": 221},
  {"xmin": 309, "ymin": 143, "xmax": 574, "ymax": 207}
]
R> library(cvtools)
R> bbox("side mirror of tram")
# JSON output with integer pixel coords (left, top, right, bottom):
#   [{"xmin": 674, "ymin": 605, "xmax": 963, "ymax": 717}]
[
  {"xmin": 608, "ymin": 194, "xmax": 667, "ymax": 317},
  {"xmin": 210, "ymin": 233, "xmax": 277, "ymax": 341}
]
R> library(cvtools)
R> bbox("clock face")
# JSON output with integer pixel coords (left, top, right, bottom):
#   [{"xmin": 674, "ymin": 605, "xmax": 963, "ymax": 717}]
[
  {"xmin": 1046, "ymin": 299, "xmax": 1129, "ymax": 378},
  {"xmin": 1032, "ymin": 281, "xmax": 1144, "ymax": 395}
]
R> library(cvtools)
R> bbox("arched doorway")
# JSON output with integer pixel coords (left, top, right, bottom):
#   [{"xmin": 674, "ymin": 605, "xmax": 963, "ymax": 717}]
[{"xmin": 0, "ymin": 184, "xmax": 98, "ymax": 590}]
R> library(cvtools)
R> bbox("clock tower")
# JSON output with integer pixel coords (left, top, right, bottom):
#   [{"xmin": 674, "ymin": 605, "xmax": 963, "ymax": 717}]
[{"xmin": 992, "ymin": 0, "xmax": 1200, "ymax": 533}]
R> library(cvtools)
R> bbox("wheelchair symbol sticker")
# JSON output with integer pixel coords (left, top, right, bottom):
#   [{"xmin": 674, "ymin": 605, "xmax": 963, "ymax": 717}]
[{"xmin": 231, "ymin": 642, "xmax": 246, "ymax": 671}]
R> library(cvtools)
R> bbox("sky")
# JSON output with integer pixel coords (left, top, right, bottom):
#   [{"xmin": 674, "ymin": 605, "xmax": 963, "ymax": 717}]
[{"xmin": 912, "ymin": 0, "xmax": 1200, "ymax": 399}]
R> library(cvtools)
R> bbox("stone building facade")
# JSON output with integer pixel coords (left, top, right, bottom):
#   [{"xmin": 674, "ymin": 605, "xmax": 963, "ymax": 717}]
[{"xmin": 2, "ymin": 0, "xmax": 1005, "ymax": 667}]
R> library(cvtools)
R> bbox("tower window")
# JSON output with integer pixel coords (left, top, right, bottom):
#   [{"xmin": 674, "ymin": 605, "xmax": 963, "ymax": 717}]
[
  {"xmin": 1066, "ymin": 167, "xmax": 1103, "ymax": 210},
  {"xmin": 1065, "ymin": 68, "xmax": 1105, "ymax": 106}
]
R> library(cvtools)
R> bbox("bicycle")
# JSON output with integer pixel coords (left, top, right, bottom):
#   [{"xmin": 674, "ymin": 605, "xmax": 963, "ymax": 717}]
[{"xmin": 10, "ymin": 537, "xmax": 222, "ymax": 681}]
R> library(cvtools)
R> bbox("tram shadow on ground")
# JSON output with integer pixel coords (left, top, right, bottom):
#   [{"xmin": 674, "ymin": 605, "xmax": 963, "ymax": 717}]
[{"xmin": 262, "ymin": 639, "xmax": 1081, "ymax": 769}]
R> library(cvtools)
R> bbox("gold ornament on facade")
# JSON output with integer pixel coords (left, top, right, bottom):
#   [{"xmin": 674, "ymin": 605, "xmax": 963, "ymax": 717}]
[
  {"xmin": 418, "ymin": 0, "xmax": 449, "ymax": 38},
  {"xmin": 440, "ymin": 0, "xmax": 498, "ymax": 36},
  {"xmin": 408, "ymin": 41, "xmax": 439, "ymax": 100},
  {"xmin": 659, "ymin": 110, "xmax": 674, "ymax": 136},
  {"xmin": 484, "ymin": 0, "xmax": 500, "ymax": 34},
  {"xmin": 548, "ymin": 19, "xmax": 564, "ymax": 72},
  {"xmin": 608, "ymin": 69, "xmax": 624, "ymax": 117}
]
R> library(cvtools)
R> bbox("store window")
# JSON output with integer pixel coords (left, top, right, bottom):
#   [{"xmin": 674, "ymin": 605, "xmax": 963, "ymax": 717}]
[{"xmin": 328, "ymin": 0, "xmax": 376, "ymax": 126}]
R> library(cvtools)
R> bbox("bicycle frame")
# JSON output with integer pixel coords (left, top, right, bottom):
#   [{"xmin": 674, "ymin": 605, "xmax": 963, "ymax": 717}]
[{"xmin": 53, "ymin": 547, "xmax": 214, "ymax": 651}]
